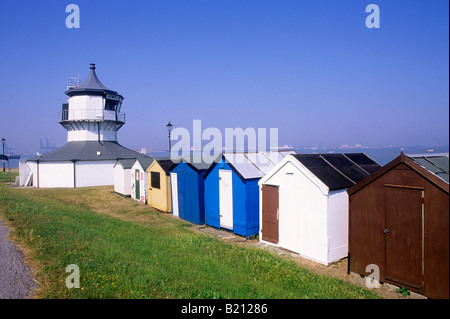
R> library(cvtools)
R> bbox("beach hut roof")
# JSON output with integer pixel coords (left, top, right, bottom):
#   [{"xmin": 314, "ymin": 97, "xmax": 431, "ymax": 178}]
[
  {"xmin": 407, "ymin": 153, "xmax": 449, "ymax": 183},
  {"xmin": 180, "ymin": 159, "xmax": 213, "ymax": 172},
  {"xmin": 291, "ymin": 153, "xmax": 381, "ymax": 191},
  {"xmin": 114, "ymin": 158, "xmax": 139, "ymax": 169},
  {"xmin": 134, "ymin": 157, "xmax": 154, "ymax": 170},
  {"xmin": 150, "ymin": 157, "xmax": 178, "ymax": 175},
  {"xmin": 204, "ymin": 150, "xmax": 296, "ymax": 181},
  {"xmin": 347, "ymin": 152, "xmax": 449, "ymax": 196}
]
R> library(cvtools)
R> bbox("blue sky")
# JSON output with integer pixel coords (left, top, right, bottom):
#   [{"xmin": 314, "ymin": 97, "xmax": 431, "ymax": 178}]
[{"xmin": 0, "ymin": 0, "xmax": 448, "ymax": 153}]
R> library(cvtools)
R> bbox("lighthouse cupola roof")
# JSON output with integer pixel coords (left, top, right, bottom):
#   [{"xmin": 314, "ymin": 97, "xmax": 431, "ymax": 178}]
[{"xmin": 65, "ymin": 64, "xmax": 123, "ymax": 99}]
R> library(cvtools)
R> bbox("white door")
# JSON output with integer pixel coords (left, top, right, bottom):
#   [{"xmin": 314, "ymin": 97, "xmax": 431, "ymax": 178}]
[
  {"xmin": 170, "ymin": 172, "xmax": 179, "ymax": 217},
  {"xmin": 219, "ymin": 170, "xmax": 233, "ymax": 230}
]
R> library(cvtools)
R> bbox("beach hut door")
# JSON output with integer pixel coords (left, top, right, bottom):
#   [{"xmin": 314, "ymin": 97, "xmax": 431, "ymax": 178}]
[
  {"xmin": 171, "ymin": 172, "xmax": 179, "ymax": 217},
  {"xmin": 219, "ymin": 170, "xmax": 233, "ymax": 230},
  {"xmin": 262, "ymin": 185, "xmax": 279, "ymax": 244},
  {"xmin": 385, "ymin": 186, "xmax": 424, "ymax": 289},
  {"xmin": 135, "ymin": 169, "xmax": 140, "ymax": 200}
]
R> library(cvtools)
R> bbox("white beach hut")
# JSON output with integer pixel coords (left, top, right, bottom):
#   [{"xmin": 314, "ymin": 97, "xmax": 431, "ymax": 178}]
[
  {"xmin": 130, "ymin": 157, "xmax": 154, "ymax": 203},
  {"xmin": 258, "ymin": 153, "xmax": 381, "ymax": 265},
  {"xmin": 113, "ymin": 159, "xmax": 137, "ymax": 196}
]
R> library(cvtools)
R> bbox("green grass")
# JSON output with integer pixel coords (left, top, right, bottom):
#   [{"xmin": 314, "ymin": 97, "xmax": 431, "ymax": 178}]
[{"xmin": 0, "ymin": 171, "xmax": 380, "ymax": 299}]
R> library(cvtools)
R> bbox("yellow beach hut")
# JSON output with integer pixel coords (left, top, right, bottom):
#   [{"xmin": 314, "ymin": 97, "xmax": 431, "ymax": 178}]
[{"xmin": 146, "ymin": 158, "xmax": 177, "ymax": 212}]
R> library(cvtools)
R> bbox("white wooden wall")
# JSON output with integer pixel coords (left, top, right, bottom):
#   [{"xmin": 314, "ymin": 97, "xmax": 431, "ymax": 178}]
[
  {"xmin": 326, "ymin": 189, "xmax": 349, "ymax": 264},
  {"xmin": 114, "ymin": 165, "xmax": 131, "ymax": 195},
  {"xmin": 130, "ymin": 163, "xmax": 147, "ymax": 203},
  {"xmin": 260, "ymin": 159, "xmax": 333, "ymax": 265}
]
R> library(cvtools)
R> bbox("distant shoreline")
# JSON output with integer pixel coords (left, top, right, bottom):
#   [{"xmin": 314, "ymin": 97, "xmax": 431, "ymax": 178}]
[{"xmin": 4, "ymin": 145, "xmax": 449, "ymax": 169}]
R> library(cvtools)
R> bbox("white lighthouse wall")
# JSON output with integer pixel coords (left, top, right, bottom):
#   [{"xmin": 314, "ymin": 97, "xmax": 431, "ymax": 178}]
[
  {"xmin": 68, "ymin": 95, "xmax": 103, "ymax": 120},
  {"xmin": 75, "ymin": 161, "xmax": 116, "ymax": 187},
  {"xmin": 67, "ymin": 122, "xmax": 117, "ymax": 142},
  {"xmin": 38, "ymin": 162, "xmax": 75, "ymax": 188},
  {"xmin": 66, "ymin": 94, "xmax": 118, "ymax": 142}
]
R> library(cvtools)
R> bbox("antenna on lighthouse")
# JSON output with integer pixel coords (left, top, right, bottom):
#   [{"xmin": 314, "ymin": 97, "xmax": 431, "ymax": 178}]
[{"xmin": 67, "ymin": 74, "xmax": 80, "ymax": 90}]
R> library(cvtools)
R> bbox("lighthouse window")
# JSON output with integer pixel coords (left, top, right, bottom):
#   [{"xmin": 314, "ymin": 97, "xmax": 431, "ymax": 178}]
[{"xmin": 105, "ymin": 98, "xmax": 119, "ymax": 111}]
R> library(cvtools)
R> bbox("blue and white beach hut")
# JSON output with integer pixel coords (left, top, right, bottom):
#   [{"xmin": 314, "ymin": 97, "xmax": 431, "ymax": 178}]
[{"xmin": 203, "ymin": 151, "xmax": 295, "ymax": 237}]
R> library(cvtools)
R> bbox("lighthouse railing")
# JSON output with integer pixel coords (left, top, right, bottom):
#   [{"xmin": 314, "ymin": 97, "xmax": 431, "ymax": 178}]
[{"xmin": 58, "ymin": 109, "xmax": 125, "ymax": 123}]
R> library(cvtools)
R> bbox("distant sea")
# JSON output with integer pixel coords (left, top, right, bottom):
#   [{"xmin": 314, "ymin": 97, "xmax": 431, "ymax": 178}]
[
  {"xmin": 4, "ymin": 145, "xmax": 448, "ymax": 169},
  {"xmin": 291, "ymin": 146, "xmax": 449, "ymax": 166}
]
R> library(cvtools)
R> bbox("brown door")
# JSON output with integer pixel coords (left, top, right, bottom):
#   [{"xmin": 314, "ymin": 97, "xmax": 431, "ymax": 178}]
[
  {"xmin": 385, "ymin": 186, "xmax": 423, "ymax": 289},
  {"xmin": 262, "ymin": 185, "xmax": 279, "ymax": 244}
]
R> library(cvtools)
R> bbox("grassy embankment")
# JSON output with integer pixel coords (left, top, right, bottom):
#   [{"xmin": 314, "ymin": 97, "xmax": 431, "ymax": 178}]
[{"xmin": 0, "ymin": 171, "xmax": 380, "ymax": 299}]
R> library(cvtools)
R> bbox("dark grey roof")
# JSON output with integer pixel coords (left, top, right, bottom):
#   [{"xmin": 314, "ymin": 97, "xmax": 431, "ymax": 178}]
[
  {"xmin": 179, "ymin": 159, "xmax": 213, "ymax": 172},
  {"xmin": 188, "ymin": 161, "xmax": 213, "ymax": 171},
  {"xmin": 407, "ymin": 153, "xmax": 449, "ymax": 183},
  {"xmin": 65, "ymin": 64, "xmax": 121, "ymax": 97},
  {"xmin": 342, "ymin": 153, "xmax": 381, "ymax": 174},
  {"xmin": 153, "ymin": 158, "xmax": 178, "ymax": 175},
  {"xmin": 27, "ymin": 141, "xmax": 150, "ymax": 163},
  {"xmin": 292, "ymin": 153, "xmax": 381, "ymax": 191},
  {"xmin": 115, "ymin": 158, "xmax": 139, "ymax": 169},
  {"xmin": 134, "ymin": 157, "xmax": 154, "ymax": 170}
]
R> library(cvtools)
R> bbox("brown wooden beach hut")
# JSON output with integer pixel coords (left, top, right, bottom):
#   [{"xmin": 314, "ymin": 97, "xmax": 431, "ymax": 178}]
[{"xmin": 347, "ymin": 152, "xmax": 449, "ymax": 299}]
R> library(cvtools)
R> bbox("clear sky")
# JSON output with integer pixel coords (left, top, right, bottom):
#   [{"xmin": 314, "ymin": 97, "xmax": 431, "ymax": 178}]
[{"xmin": 0, "ymin": 0, "xmax": 448, "ymax": 153}]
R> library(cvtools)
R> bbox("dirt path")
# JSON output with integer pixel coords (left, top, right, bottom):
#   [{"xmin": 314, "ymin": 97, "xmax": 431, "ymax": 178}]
[{"xmin": 0, "ymin": 218, "xmax": 36, "ymax": 299}]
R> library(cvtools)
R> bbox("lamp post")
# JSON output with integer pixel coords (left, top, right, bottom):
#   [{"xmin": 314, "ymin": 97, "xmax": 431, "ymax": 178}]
[
  {"xmin": 166, "ymin": 121, "xmax": 173, "ymax": 154},
  {"xmin": 1, "ymin": 138, "xmax": 5, "ymax": 172}
]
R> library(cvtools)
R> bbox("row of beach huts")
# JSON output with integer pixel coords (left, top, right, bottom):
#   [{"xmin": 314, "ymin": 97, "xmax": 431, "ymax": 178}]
[{"xmin": 114, "ymin": 150, "xmax": 449, "ymax": 299}]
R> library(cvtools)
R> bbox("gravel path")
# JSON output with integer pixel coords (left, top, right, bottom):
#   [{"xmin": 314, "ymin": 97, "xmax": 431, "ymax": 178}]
[{"xmin": 0, "ymin": 218, "xmax": 36, "ymax": 299}]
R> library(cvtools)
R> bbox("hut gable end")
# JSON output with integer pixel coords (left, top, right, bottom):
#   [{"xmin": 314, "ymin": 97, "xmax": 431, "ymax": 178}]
[{"xmin": 348, "ymin": 152, "xmax": 449, "ymax": 299}]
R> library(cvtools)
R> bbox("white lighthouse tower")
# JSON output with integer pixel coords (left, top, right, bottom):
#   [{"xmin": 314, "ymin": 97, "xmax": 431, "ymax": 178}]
[
  {"xmin": 22, "ymin": 64, "xmax": 150, "ymax": 188},
  {"xmin": 60, "ymin": 63, "xmax": 124, "ymax": 143}
]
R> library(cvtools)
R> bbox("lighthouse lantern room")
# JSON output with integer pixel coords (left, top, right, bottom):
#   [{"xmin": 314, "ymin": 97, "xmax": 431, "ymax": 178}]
[{"xmin": 59, "ymin": 63, "xmax": 125, "ymax": 143}]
